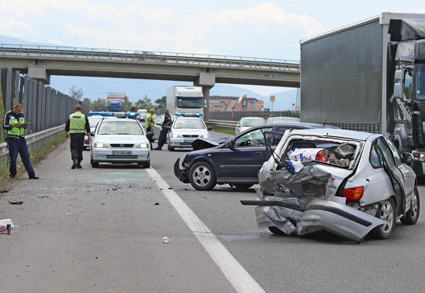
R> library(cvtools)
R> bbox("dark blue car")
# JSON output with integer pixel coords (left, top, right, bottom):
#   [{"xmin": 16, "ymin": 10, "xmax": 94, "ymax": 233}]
[{"xmin": 174, "ymin": 123, "xmax": 335, "ymax": 190}]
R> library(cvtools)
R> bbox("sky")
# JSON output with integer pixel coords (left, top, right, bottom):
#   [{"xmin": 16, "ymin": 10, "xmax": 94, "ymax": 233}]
[{"xmin": 1, "ymin": 0, "xmax": 425, "ymax": 95}]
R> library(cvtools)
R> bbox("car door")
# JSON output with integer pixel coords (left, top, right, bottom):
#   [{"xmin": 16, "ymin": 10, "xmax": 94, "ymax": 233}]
[
  {"xmin": 375, "ymin": 137, "xmax": 408, "ymax": 214},
  {"xmin": 382, "ymin": 136, "xmax": 415, "ymax": 211},
  {"xmin": 153, "ymin": 115, "xmax": 163, "ymax": 139},
  {"xmin": 218, "ymin": 127, "xmax": 272, "ymax": 181}
]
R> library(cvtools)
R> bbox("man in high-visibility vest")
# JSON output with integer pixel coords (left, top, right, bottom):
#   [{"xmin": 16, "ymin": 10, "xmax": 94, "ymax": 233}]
[
  {"xmin": 65, "ymin": 104, "xmax": 91, "ymax": 169},
  {"xmin": 145, "ymin": 108, "xmax": 155, "ymax": 149},
  {"xmin": 3, "ymin": 103, "xmax": 38, "ymax": 180}
]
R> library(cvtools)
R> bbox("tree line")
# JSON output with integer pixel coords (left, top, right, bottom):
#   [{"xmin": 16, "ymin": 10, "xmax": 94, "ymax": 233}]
[{"xmin": 69, "ymin": 86, "xmax": 166, "ymax": 112}]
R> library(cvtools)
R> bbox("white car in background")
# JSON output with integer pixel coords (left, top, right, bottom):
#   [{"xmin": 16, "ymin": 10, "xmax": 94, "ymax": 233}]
[
  {"xmin": 235, "ymin": 117, "xmax": 266, "ymax": 134},
  {"xmin": 266, "ymin": 117, "xmax": 300, "ymax": 124},
  {"xmin": 167, "ymin": 116, "xmax": 212, "ymax": 151},
  {"xmin": 90, "ymin": 118, "xmax": 153, "ymax": 168},
  {"xmin": 84, "ymin": 115, "xmax": 114, "ymax": 150}
]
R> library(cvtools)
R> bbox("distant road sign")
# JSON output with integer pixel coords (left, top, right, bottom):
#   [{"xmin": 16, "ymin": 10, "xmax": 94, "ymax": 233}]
[
  {"xmin": 270, "ymin": 95, "xmax": 275, "ymax": 102},
  {"xmin": 107, "ymin": 92, "xmax": 125, "ymax": 100}
]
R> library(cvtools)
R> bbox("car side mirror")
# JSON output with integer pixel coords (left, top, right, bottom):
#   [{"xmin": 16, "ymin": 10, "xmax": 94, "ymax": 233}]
[
  {"xmin": 236, "ymin": 124, "xmax": 240, "ymax": 127},
  {"xmin": 228, "ymin": 140, "xmax": 235, "ymax": 150},
  {"xmin": 402, "ymin": 152, "xmax": 413, "ymax": 164},
  {"xmin": 146, "ymin": 132, "xmax": 154, "ymax": 138},
  {"xmin": 91, "ymin": 133, "xmax": 95, "ymax": 137},
  {"xmin": 207, "ymin": 126, "xmax": 213, "ymax": 130}
]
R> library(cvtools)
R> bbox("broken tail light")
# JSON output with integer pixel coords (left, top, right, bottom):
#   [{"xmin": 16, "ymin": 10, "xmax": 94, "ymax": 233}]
[{"xmin": 343, "ymin": 186, "xmax": 364, "ymax": 202}]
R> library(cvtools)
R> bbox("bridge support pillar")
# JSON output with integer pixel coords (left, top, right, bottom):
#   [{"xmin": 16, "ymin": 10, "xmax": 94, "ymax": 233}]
[
  {"xmin": 28, "ymin": 65, "xmax": 50, "ymax": 84},
  {"xmin": 194, "ymin": 73, "xmax": 215, "ymax": 121}
]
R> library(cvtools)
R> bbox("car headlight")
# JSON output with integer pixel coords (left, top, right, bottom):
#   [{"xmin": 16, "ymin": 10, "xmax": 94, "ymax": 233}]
[
  {"xmin": 171, "ymin": 134, "xmax": 180, "ymax": 138},
  {"xmin": 412, "ymin": 151, "xmax": 425, "ymax": 161},
  {"xmin": 137, "ymin": 143, "xmax": 149, "ymax": 148},
  {"xmin": 94, "ymin": 142, "xmax": 108, "ymax": 148},
  {"xmin": 202, "ymin": 134, "xmax": 209, "ymax": 138}
]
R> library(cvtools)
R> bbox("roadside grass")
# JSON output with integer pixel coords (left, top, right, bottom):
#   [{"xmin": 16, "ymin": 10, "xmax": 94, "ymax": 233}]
[
  {"xmin": 209, "ymin": 125, "xmax": 235, "ymax": 136},
  {"xmin": 0, "ymin": 134, "xmax": 66, "ymax": 187}
]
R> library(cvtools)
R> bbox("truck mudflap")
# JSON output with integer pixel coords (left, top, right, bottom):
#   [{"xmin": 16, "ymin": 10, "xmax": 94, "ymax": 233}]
[
  {"xmin": 242, "ymin": 196, "xmax": 385, "ymax": 243},
  {"xmin": 174, "ymin": 158, "xmax": 190, "ymax": 183}
]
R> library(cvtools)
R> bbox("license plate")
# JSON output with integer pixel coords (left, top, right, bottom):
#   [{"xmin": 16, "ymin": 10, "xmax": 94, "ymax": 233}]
[
  {"xmin": 113, "ymin": 151, "xmax": 132, "ymax": 155},
  {"xmin": 183, "ymin": 139, "xmax": 194, "ymax": 143}
]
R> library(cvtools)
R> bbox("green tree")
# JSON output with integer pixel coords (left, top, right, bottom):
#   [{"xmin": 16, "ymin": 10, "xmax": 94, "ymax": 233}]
[
  {"xmin": 155, "ymin": 96, "xmax": 166, "ymax": 110},
  {"xmin": 122, "ymin": 96, "xmax": 133, "ymax": 111},
  {"xmin": 135, "ymin": 95, "xmax": 153, "ymax": 110},
  {"xmin": 91, "ymin": 97, "xmax": 108, "ymax": 111},
  {"xmin": 69, "ymin": 86, "xmax": 84, "ymax": 101}
]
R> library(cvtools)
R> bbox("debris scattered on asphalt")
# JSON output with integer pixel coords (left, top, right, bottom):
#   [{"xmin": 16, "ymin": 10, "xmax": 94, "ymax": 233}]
[
  {"xmin": 154, "ymin": 202, "xmax": 159, "ymax": 205},
  {"xmin": 0, "ymin": 190, "xmax": 9, "ymax": 193},
  {"xmin": 9, "ymin": 201, "xmax": 23, "ymax": 205},
  {"xmin": 163, "ymin": 237, "xmax": 169, "ymax": 244},
  {"xmin": 66, "ymin": 214, "xmax": 76, "ymax": 216}
]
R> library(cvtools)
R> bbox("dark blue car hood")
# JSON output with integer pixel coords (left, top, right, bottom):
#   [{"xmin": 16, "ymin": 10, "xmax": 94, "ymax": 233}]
[{"xmin": 191, "ymin": 137, "xmax": 230, "ymax": 150}]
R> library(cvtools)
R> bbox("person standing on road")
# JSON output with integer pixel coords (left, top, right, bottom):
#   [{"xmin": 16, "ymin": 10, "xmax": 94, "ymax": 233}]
[
  {"xmin": 154, "ymin": 109, "xmax": 172, "ymax": 150},
  {"xmin": 146, "ymin": 108, "xmax": 155, "ymax": 149},
  {"xmin": 127, "ymin": 106, "xmax": 138, "ymax": 120},
  {"xmin": 3, "ymin": 103, "xmax": 39, "ymax": 180},
  {"xmin": 65, "ymin": 104, "xmax": 90, "ymax": 169}
]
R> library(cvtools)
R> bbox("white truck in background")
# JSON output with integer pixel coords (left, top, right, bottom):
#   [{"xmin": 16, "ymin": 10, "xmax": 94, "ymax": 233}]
[{"xmin": 166, "ymin": 86, "xmax": 204, "ymax": 116}]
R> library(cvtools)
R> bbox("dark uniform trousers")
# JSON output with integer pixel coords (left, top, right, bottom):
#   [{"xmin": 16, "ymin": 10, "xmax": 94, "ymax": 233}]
[
  {"xmin": 157, "ymin": 128, "xmax": 168, "ymax": 148},
  {"xmin": 70, "ymin": 133, "xmax": 85, "ymax": 163},
  {"xmin": 7, "ymin": 137, "xmax": 35, "ymax": 178}
]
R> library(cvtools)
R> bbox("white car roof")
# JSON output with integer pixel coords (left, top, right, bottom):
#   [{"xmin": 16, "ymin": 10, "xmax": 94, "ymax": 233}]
[{"xmin": 286, "ymin": 128, "xmax": 380, "ymax": 141}]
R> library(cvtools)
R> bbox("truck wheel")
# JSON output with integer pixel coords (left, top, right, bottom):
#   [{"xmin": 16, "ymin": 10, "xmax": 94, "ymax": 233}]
[
  {"xmin": 400, "ymin": 187, "xmax": 420, "ymax": 225},
  {"xmin": 372, "ymin": 198, "xmax": 396, "ymax": 239},
  {"xmin": 189, "ymin": 161, "xmax": 216, "ymax": 190}
]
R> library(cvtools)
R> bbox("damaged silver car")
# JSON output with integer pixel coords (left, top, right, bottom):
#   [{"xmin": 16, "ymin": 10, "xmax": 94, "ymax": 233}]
[{"xmin": 241, "ymin": 129, "xmax": 420, "ymax": 243}]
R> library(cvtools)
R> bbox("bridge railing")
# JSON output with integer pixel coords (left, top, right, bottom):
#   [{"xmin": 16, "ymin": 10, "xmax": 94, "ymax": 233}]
[{"xmin": 0, "ymin": 44, "xmax": 300, "ymax": 72}]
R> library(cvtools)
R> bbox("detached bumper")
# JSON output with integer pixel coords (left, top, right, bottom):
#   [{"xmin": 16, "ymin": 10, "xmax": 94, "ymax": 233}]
[
  {"xmin": 241, "ymin": 196, "xmax": 385, "ymax": 243},
  {"xmin": 174, "ymin": 158, "xmax": 190, "ymax": 183}
]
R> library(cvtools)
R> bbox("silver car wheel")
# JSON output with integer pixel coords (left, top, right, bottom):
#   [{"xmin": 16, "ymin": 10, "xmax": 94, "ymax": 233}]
[
  {"xmin": 410, "ymin": 191, "xmax": 419, "ymax": 219},
  {"xmin": 192, "ymin": 165, "xmax": 211, "ymax": 187},
  {"xmin": 379, "ymin": 200, "xmax": 395, "ymax": 233}
]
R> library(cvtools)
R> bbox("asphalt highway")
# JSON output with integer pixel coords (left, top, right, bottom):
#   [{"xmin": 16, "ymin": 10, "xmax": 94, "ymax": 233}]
[{"xmin": 1, "ymin": 131, "xmax": 424, "ymax": 293}]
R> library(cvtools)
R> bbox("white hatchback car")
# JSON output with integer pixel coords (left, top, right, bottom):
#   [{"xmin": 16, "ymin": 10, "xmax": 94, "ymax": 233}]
[
  {"xmin": 84, "ymin": 115, "xmax": 115, "ymax": 150},
  {"xmin": 242, "ymin": 128, "xmax": 420, "ymax": 243},
  {"xmin": 167, "ymin": 117, "xmax": 212, "ymax": 151},
  {"xmin": 90, "ymin": 118, "xmax": 152, "ymax": 168},
  {"xmin": 235, "ymin": 117, "xmax": 266, "ymax": 134}
]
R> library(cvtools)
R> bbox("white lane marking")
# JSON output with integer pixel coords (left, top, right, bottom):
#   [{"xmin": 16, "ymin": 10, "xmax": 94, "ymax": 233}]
[{"xmin": 146, "ymin": 168, "xmax": 265, "ymax": 293}]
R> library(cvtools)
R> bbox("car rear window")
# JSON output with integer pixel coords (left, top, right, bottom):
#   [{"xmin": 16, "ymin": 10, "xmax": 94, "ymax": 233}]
[{"xmin": 282, "ymin": 138, "xmax": 359, "ymax": 169}]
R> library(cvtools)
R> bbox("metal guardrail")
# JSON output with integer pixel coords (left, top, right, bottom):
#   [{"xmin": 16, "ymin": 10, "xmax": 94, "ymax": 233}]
[
  {"xmin": 206, "ymin": 120, "xmax": 237, "ymax": 129},
  {"xmin": 0, "ymin": 44, "xmax": 300, "ymax": 72},
  {"xmin": 0, "ymin": 125, "xmax": 65, "ymax": 174}
]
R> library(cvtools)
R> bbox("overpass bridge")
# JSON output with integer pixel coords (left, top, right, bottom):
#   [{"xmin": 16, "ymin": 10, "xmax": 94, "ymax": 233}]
[
  {"xmin": 0, "ymin": 44, "xmax": 300, "ymax": 119},
  {"xmin": 0, "ymin": 44, "xmax": 300, "ymax": 86}
]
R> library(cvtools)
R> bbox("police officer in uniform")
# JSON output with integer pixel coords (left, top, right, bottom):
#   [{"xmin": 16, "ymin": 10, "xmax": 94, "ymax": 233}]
[
  {"xmin": 3, "ymin": 103, "xmax": 38, "ymax": 179},
  {"xmin": 65, "ymin": 104, "xmax": 90, "ymax": 169},
  {"xmin": 154, "ymin": 109, "xmax": 172, "ymax": 150},
  {"xmin": 145, "ymin": 108, "xmax": 155, "ymax": 149}
]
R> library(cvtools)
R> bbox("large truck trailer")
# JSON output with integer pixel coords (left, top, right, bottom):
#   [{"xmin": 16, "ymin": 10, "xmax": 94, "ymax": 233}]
[
  {"xmin": 166, "ymin": 86, "xmax": 204, "ymax": 116},
  {"xmin": 300, "ymin": 12, "xmax": 425, "ymax": 175}
]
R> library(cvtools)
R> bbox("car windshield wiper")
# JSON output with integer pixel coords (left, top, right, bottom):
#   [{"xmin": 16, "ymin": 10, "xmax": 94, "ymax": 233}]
[{"xmin": 118, "ymin": 133, "xmax": 131, "ymax": 135}]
